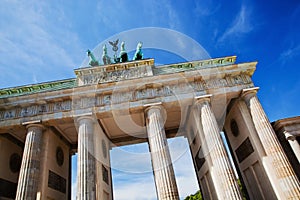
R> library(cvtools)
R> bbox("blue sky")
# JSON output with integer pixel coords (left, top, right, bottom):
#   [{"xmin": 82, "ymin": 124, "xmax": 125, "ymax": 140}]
[{"xmin": 1, "ymin": 0, "xmax": 300, "ymax": 199}]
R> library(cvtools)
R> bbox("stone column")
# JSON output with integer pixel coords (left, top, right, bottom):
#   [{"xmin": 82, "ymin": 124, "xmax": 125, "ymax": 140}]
[
  {"xmin": 242, "ymin": 88, "xmax": 300, "ymax": 198},
  {"xmin": 77, "ymin": 116, "xmax": 96, "ymax": 200},
  {"xmin": 16, "ymin": 124, "xmax": 44, "ymax": 200},
  {"xmin": 145, "ymin": 105, "xmax": 179, "ymax": 200},
  {"xmin": 193, "ymin": 96, "xmax": 242, "ymax": 200},
  {"xmin": 284, "ymin": 131, "xmax": 300, "ymax": 163}
]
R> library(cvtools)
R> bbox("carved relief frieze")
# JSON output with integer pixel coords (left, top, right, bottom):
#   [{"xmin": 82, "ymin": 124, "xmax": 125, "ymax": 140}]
[
  {"xmin": 111, "ymin": 91, "xmax": 133, "ymax": 104},
  {"xmin": 93, "ymin": 73, "xmax": 253, "ymax": 107},
  {"xmin": 38, "ymin": 104, "xmax": 48, "ymax": 114},
  {"xmin": 0, "ymin": 74, "xmax": 253, "ymax": 121},
  {"xmin": 72, "ymin": 99, "xmax": 82, "ymax": 109},
  {"xmin": 103, "ymin": 95, "xmax": 112, "ymax": 105},
  {"xmin": 82, "ymin": 97, "xmax": 96, "ymax": 108},
  {"xmin": 0, "ymin": 100, "xmax": 73, "ymax": 121},
  {"xmin": 53, "ymin": 101, "xmax": 71, "ymax": 112},
  {"xmin": 21, "ymin": 106, "xmax": 36, "ymax": 117},
  {"xmin": 80, "ymin": 65, "xmax": 151, "ymax": 85},
  {"xmin": 3, "ymin": 110, "xmax": 16, "ymax": 119}
]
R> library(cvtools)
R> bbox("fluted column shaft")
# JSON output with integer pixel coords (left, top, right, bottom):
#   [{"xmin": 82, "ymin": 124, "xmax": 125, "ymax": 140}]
[
  {"xmin": 242, "ymin": 89, "xmax": 300, "ymax": 198},
  {"xmin": 145, "ymin": 105, "xmax": 179, "ymax": 200},
  {"xmin": 16, "ymin": 124, "xmax": 44, "ymax": 200},
  {"xmin": 285, "ymin": 131, "xmax": 300, "ymax": 163},
  {"xmin": 194, "ymin": 97, "xmax": 242, "ymax": 200},
  {"xmin": 77, "ymin": 116, "xmax": 96, "ymax": 200}
]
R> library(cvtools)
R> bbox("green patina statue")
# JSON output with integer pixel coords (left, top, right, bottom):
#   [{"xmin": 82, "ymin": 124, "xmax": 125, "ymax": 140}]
[
  {"xmin": 133, "ymin": 42, "xmax": 143, "ymax": 60},
  {"xmin": 102, "ymin": 45, "xmax": 111, "ymax": 65},
  {"xmin": 86, "ymin": 40, "xmax": 144, "ymax": 66},
  {"xmin": 109, "ymin": 39, "xmax": 119, "ymax": 63},
  {"xmin": 87, "ymin": 49, "xmax": 99, "ymax": 66},
  {"xmin": 119, "ymin": 41, "xmax": 128, "ymax": 63}
]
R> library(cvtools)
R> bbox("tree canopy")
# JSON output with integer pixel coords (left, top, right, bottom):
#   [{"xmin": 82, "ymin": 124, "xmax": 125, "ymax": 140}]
[{"xmin": 184, "ymin": 190, "xmax": 202, "ymax": 200}]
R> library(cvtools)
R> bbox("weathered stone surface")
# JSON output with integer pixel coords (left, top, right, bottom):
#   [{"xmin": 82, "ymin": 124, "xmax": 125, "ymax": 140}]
[
  {"xmin": 145, "ymin": 105, "xmax": 179, "ymax": 200},
  {"xmin": 242, "ymin": 88, "xmax": 300, "ymax": 199},
  {"xmin": 16, "ymin": 124, "xmax": 44, "ymax": 200},
  {"xmin": 76, "ymin": 116, "xmax": 96, "ymax": 200},
  {"xmin": 193, "ymin": 96, "xmax": 242, "ymax": 200},
  {"xmin": 273, "ymin": 116, "xmax": 300, "ymax": 180},
  {"xmin": 2, "ymin": 56, "xmax": 298, "ymax": 199}
]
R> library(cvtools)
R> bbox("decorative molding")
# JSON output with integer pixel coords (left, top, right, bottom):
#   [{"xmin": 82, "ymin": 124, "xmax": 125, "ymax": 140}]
[
  {"xmin": 0, "ymin": 56, "xmax": 247, "ymax": 100},
  {"xmin": 75, "ymin": 58, "xmax": 154, "ymax": 86},
  {"xmin": 0, "ymin": 79, "xmax": 75, "ymax": 99},
  {"xmin": 154, "ymin": 55, "xmax": 237, "ymax": 75},
  {"xmin": 74, "ymin": 59, "xmax": 154, "ymax": 75},
  {"xmin": 143, "ymin": 102, "xmax": 162, "ymax": 107},
  {"xmin": 0, "ymin": 73, "xmax": 254, "ymax": 121},
  {"xmin": 77, "ymin": 64, "xmax": 153, "ymax": 85},
  {"xmin": 241, "ymin": 86, "xmax": 260, "ymax": 97},
  {"xmin": 195, "ymin": 94, "xmax": 212, "ymax": 100},
  {"xmin": 0, "ymin": 56, "xmax": 242, "ymax": 98},
  {"xmin": 21, "ymin": 120, "xmax": 41, "ymax": 126}
]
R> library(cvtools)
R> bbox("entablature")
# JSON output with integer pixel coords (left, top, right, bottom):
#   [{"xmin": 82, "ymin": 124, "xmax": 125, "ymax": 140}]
[
  {"xmin": 0, "ymin": 56, "xmax": 257, "ymax": 145},
  {"xmin": 0, "ymin": 63, "xmax": 256, "ymax": 124}
]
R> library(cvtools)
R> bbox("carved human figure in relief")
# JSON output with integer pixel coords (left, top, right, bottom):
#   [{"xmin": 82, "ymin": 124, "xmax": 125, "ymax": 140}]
[
  {"xmin": 87, "ymin": 49, "xmax": 99, "ymax": 66},
  {"xmin": 133, "ymin": 42, "xmax": 143, "ymax": 60},
  {"xmin": 119, "ymin": 41, "xmax": 128, "ymax": 63},
  {"xmin": 102, "ymin": 45, "xmax": 111, "ymax": 65}
]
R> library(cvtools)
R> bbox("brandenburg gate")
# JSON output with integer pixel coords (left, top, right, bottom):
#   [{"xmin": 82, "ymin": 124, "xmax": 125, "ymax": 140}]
[{"xmin": 0, "ymin": 50, "xmax": 299, "ymax": 199}]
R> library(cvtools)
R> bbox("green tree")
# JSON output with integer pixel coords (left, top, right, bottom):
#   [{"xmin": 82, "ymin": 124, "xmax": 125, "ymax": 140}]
[
  {"xmin": 237, "ymin": 179, "xmax": 248, "ymax": 200},
  {"xmin": 184, "ymin": 190, "xmax": 202, "ymax": 200},
  {"xmin": 185, "ymin": 179, "xmax": 247, "ymax": 200}
]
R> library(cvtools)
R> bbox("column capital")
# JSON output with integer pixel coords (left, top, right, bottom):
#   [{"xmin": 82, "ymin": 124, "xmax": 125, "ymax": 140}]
[
  {"xmin": 194, "ymin": 94, "xmax": 212, "ymax": 105},
  {"xmin": 241, "ymin": 87, "xmax": 259, "ymax": 101},
  {"xmin": 144, "ymin": 102, "xmax": 162, "ymax": 112},
  {"xmin": 26, "ymin": 123, "xmax": 46, "ymax": 131},
  {"xmin": 22, "ymin": 120, "xmax": 45, "ymax": 130},
  {"xmin": 144, "ymin": 103, "xmax": 167, "ymax": 124},
  {"xmin": 144, "ymin": 102, "xmax": 162, "ymax": 115},
  {"xmin": 76, "ymin": 114, "xmax": 96, "ymax": 124},
  {"xmin": 284, "ymin": 131, "xmax": 296, "ymax": 141}
]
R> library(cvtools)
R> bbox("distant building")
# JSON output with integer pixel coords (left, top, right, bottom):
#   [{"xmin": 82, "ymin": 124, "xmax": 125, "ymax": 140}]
[{"xmin": 273, "ymin": 117, "xmax": 300, "ymax": 179}]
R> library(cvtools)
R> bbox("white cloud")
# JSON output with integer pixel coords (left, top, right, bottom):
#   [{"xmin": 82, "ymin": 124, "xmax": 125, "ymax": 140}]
[
  {"xmin": 110, "ymin": 143, "xmax": 153, "ymax": 173},
  {"xmin": 218, "ymin": 5, "xmax": 253, "ymax": 42},
  {"xmin": 96, "ymin": 0, "xmax": 181, "ymax": 31},
  {"xmin": 194, "ymin": 0, "xmax": 221, "ymax": 16},
  {"xmin": 111, "ymin": 137, "xmax": 199, "ymax": 199},
  {"xmin": 0, "ymin": 0, "xmax": 83, "ymax": 88},
  {"xmin": 1, "ymin": 1, "xmax": 197, "ymax": 198},
  {"xmin": 169, "ymin": 137, "xmax": 200, "ymax": 198},
  {"xmin": 279, "ymin": 44, "xmax": 300, "ymax": 63},
  {"xmin": 113, "ymin": 178, "xmax": 157, "ymax": 200},
  {"xmin": 161, "ymin": 0, "xmax": 181, "ymax": 29}
]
